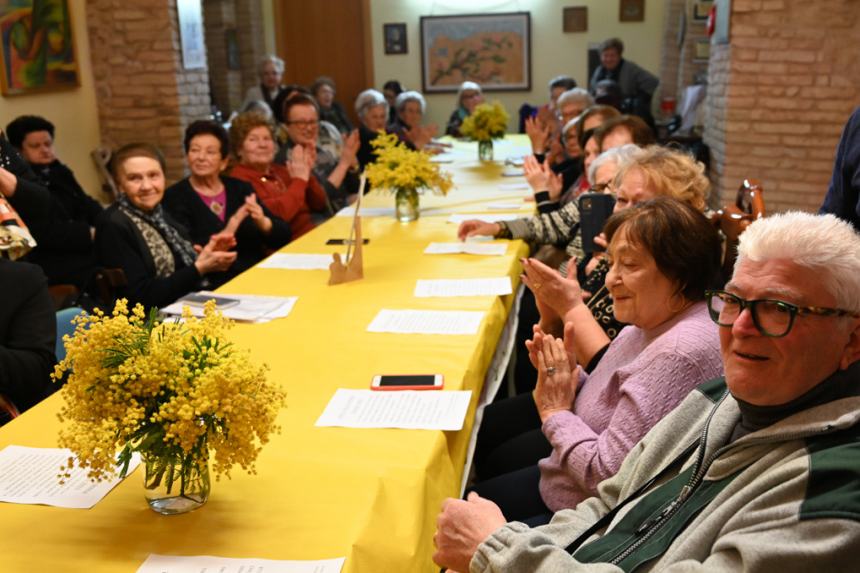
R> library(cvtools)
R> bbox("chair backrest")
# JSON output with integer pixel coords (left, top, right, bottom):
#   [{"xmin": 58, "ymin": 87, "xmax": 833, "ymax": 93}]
[
  {"xmin": 518, "ymin": 103, "xmax": 538, "ymax": 133},
  {"xmin": 56, "ymin": 307, "xmax": 85, "ymax": 363},
  {"xmin": 47, "ymin": 284, "xmax": 80, "ymax": 312},
  {"xmin": 93, "ymin": 267, "xmax": 128, "ymax": 310},
  {"xmin": 711, "ymin": 179, "xmax": 766, "ymax": 279},
  {"xmin": 91, "ymin": 147, "xmax": 119, "ymax": 201}
]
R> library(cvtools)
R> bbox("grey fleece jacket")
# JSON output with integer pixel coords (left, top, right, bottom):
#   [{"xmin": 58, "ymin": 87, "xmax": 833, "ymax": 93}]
[{"xmin": 471, "ymin": 370, "xmax": 860, "ymax": 572}]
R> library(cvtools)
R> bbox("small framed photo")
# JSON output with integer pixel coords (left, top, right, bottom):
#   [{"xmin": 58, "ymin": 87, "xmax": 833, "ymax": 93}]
[
  {"xmin": 694, "ymin": 39, "xmax": 711, "ymax": 61},
  {"xmin": 563, "ymin": 7, "xmax": 588, "ymax": 33},
  {"xmin": 383, "ymin": 23, "xmax": 408, "ymax": 55},
  {"xmin": 693, "ymin": 1, "xmax": 714, "ymax": 21},
  {"xmin": 619, "ymin": 0, "xmax": 645, "ymax": 22}
]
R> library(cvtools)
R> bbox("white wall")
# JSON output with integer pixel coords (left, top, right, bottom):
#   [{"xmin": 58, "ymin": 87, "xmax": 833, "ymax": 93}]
[
  {"xmin": 1, "ymin": 1, "xmax": 104, "ymax": 200},
  {"xmin": 369, "ymin": 0, "xmax": 665, "ymax": 131}
]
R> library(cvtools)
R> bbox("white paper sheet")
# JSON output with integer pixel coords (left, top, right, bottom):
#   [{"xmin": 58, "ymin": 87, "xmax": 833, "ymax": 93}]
[
  {"xmin": 497, "ymin": 182, "xmax": 530, "ymax": 191},
  {"xmin": 162, "ymin": 292, "xmax": 298, "ymax": 323},
  {"xmin": 414, "ymin": 277, "xmax": 512, "ymax": 298},
  {"xmin": 136, "ymin": 554, "xmax": 345, "ymax": 573},
  {"xmin": 367, "ymin": 309, "xmax": 484, "ymax": 335},
  {"xmin": 257, "ymin": 253, "xmax": 337, "ymax": 270},
  {"xmin": 485, "ymin": 203, "xmax": 525, "ymax": 211},
  {"xmin": 0, "ymin": 446, "xmax": 139, "ymax": 509},
  {"xmin": 335, "ymin": 206, "xmax": 394, "ymax": 218},
  {"xmin": 447, "ymin": 213, "xmax": 521, "ymax": 225},
  {"xmin": 424, "ymin": 242, "xmax": 508, "ymax": 256},
  {"xmin": 315, "ymin": 389, "xmax": 472, "ymax": 431}
]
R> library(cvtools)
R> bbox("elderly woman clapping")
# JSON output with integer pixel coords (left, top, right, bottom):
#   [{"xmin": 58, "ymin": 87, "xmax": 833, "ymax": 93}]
[
  {"xmin": 95, "ymin": 143, "xmax": 237, "ymax": 309},
  {"xmin": 388, "ymin": 90, "xmax": 438, "ymax": 151},
  {"xmin": 163, "ymin": 120, "xmax": 292, "ymax": 284},
  {"xmin": 470, "ymin": 197, "xmax": 724, "ymax": 525}
]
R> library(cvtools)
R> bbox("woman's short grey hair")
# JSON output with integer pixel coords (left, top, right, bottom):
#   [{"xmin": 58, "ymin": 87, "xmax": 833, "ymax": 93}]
[
  {"xmin": 557, "ymin": 87, "xmax": 594, "ymax": 109},
  {"xmin": 457, "ymin": 81, "xmax": 482, "ymax": 100},
  {"xmin": 395, "ymin": 90, "xmax": 426, "ymax": 114},
  {"xmin": 259, "ymin": 54, "xmax": 285, "ymax": 75},
  {"xmin": 737, "ymin": 212, "xmax": 860, "ymax": 313},
  {"xmin": 354, "ymin": 89, "xmax": 389, "ymax": 119},
  {"xmin": 548, "ymin": 75, "xmax": 577, "ymax": 93},
  {"xmin": 588, "ymin": 144, "xmax": 639, "ymax": 185},
  {"xmin": 241, "ymin": 99, "xmax": 273, "ymax": 120}
]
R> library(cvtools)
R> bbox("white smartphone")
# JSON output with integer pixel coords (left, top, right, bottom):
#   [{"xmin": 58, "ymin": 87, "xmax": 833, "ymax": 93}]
[{"xmin": 370, "ymin": 374, "xmax": 444, "ymax": 391}]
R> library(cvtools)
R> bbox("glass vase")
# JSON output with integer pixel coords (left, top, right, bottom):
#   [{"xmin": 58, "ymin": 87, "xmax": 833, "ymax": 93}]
[
  {"xmin": 478, "ymin": 139, "xmax": 494, "ymax": 161},
  {"xmin": 143, "ymin": 451, "xmax": 210, "ymax": 515},
  {"xmin": 395, "ymin": 187, "xmax": 420, "ymax": 223}
]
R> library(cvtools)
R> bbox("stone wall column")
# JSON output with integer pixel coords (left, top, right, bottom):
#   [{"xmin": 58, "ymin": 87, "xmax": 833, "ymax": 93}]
[{"xmin": 85, "ymin": 0, "xmax": 211, "ymax": 183}]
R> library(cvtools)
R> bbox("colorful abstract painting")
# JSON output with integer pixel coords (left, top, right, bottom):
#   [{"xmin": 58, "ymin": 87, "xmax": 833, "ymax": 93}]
[
  {"xmin": 0, "ymin": 0, "xmax": 79, "ymax": 96},
  {"xmin": 420, "ymin": 12, "xmax": 530, "ymax": 93}
]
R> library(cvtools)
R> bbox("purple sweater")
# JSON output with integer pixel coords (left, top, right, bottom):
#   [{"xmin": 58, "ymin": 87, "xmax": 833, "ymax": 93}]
[{"xmin": 538, "ymin": 301, "xmax": 723, "ymax": 511}]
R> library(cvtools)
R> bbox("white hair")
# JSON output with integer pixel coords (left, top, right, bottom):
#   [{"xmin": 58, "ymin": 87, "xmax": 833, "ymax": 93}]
[
  {"xmin": 736, "ymin": 212, "xmax": 860, "ymax": 313},
  {"xmin": 395, "ymin": 90, "xmax": 426, "ymax": 113},
  {"xmin": 557, "ymin": 87, "xmax": 594, "ymax": 109},
  {"xmin": 354, "ymin": 89, "xmax": 389, "ymax": 118},
  {"xmin": 457, "ymin": 81, "xmax": 482, "ymax": 100},
  {"xmin": 588, "ymin": 144, "xmax": 639, "ymax": 185},
  {"xmin": 258, "ymin": 54, "xmax": 284, "ymax": 75}
]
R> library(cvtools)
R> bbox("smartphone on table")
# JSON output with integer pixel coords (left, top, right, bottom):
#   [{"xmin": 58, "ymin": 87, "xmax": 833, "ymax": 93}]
[
  {"xmin": 370, "ymin": 374, "xmax": 444, "ymax": 391},
  {"xmin": 178, "ymin": 293, "xmax": 241, "ymax": 309},
  {"xmin": 578, "ymin": 193, "xmax": 616, "ymax": 253}
]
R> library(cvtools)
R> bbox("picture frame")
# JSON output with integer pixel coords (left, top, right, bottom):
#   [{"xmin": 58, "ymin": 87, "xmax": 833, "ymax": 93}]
[
  {"xmin": 694, "ymin": 38, "xmax": 711, "ymax": 61},
  {"xmin": 177, "ymin": 0, "xmax": 206, "ymax": 70},
  {"xmin": 563, "ymin": 7, "xmax": 588, "ymax": 33},
  {"xmin": 619, "ymin": 0, "xmax": 645, "ymax": 22},
  {"xmin": 225, "ymin": 28, "xmax": 241, "ymax": 70},
  {"xmin": 0, "ymin": 0, "xmax": 80, "ymax": 96},
  {"xmin": 693, "ymin": 1, "xmax": 714, "ymax": 21},
  {"xmin": 420, "ymin": 12, "xmax": 531, "ymax": 93},
  {"xmin": 383, "ymin": 23, "xmax": 408, "ymax": 55}
]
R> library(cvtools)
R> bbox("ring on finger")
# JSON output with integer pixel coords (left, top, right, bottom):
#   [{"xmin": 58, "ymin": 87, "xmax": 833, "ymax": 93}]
[
  {"xmin": 533, "ymin": 282, "xmax": 542, "ymax": 289},
  {"xmin": 546, "ymin": 366, "xmax": 556, "ymax": 376}
]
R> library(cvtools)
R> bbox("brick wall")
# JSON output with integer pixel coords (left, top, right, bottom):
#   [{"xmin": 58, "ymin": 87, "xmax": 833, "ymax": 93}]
[
  {"xmin": 85, "ymin": 0, "xmax": 211, "ymax": 184},
  {"xmin": 703, "ymin": 0, "xmax": 860, "ymax": 213},
  {"xmin": 202, "ymin": 0, "xmax": 265, "ymax": 116},
  {"xmin": 659, "ymin": 0, "xmax": 710, "ymax": 107}
]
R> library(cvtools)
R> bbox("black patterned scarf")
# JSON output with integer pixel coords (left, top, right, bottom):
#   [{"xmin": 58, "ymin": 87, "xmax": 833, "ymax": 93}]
[{"xmin": 117, "ymin": 194, "xmax": 197, "ymax": 275}]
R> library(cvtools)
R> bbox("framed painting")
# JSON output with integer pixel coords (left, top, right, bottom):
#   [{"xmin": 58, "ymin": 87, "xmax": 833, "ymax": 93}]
[
  {"xmin": 0, "ymin": 0, "xmax": 80, "ymax": 96},
  {"xmin": 563, "ymin": 7, "xmax": 588, "ymax": 33},
  {"xmin": 420, "ymin": 12, "xmax": 531, "ymax": 93},
  {"xmin": 383, "ymin": 23, "xmax": 407, "ymax": 55},
  {"xmin": 619, "ymin": 0, "xmax": 645, "ymax": 22}
]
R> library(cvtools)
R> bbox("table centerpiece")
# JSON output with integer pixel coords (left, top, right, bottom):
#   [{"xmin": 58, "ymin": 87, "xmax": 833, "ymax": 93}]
[
  {"xmin": 460, "ymin": 101, "xmax": 510, "ymax": 161},
  {"xmin": 365, "ymin": 132, "xmax": 453, "ymax": 222},
  {"xmin": 53, "ymin": 300, "xmax": 286, "ymax": 515}
]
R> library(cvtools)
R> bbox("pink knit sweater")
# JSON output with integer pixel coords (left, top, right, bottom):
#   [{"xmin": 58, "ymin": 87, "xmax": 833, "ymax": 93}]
[{"xmin": 538, "ymin": 301, "xmax": 723, "ymax": 511}]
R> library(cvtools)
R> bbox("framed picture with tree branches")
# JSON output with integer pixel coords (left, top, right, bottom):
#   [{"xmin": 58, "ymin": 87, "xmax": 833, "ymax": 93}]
[{"xmin": 420, "ymin": 12, "xmax": 531, "ymax": 93}]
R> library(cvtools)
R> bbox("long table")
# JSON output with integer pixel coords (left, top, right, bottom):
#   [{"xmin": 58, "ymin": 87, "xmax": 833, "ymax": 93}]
[{"xmin": 0, "ymin": 136, "xmax": 534, "ymax": 572}]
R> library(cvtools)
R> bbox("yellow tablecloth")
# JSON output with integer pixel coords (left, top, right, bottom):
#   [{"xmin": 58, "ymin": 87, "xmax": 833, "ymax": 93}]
[{"xmin": 0, "ymin": 136, "xmax": 534, "ymax": 572}]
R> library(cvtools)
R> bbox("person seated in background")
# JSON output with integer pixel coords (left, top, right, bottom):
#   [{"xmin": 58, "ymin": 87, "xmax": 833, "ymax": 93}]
[
  {"xmin": 465, "ymin": 197, "xmax": 723, "ymax": 526},
  {"xmin": 312, "ymin": 76, "xmax": 353, "ymax": 134},
  {"xmin": 95, "ymin": 143, "xmax": 237, "ymax": 310},
  {"xmin": 435, "ymin": 211, "xmax": 860, "ymax": 573},
  {"xmin": 525, "ymin": 145, "xmax": 713, "ymax": 372},
  {"xmin": 227, "ymin": 111, "xmax": 325, "ymax": 238},
  {"xmin": 388, "ymin": 90, "xmax": 438, "ymax": 151},
  {"xmin": 535, "ymin": 75, "xmax": 578, "ymax": 128},
  {"xmin": 164, "ymin": 120, "xmax": 291, "ymax": 285},
  {"xmin": 242, "ymin": 55, "xmax": 289, "ymax": 121},
  {"xmin": 382, "ymin": 79, "xmax": 404, "ymax": 125},
  {"xmin": 446, "ymin": 81, "xmax": 483, "ymax": 137},
  {"xmin": 0, "ymin": 257, "xmax": 56, "ymax": 423},
  {"xmin": 594, "ymin": 114, "xmax": 656, "ymax": 151},
  {"xmin": 354, "ymin": 89, "xmax": 389, "ymax": 171},
  {"xmin": 556, "ymin": 88, "xmax": 595, "ymax": 131},
  {"xmin": 5, "ymin": 115, "xmax": 103, "ymax": 289},
  {"xmin": 593, "ymin": 78, "xmax": 624, "ymax": 110},
  {"xmin": 281, "ymin": 94, "xmax": 360, "ymax": 215},
  {"xmin": 820, "ymin": 106, "xmax": 859, "ymax": 230},
  {"xmin": 590, "ymin": 37, "xmax": 659, "ymax": 126},
  {"xmin": 525, "ymin": 88, "xmax": 594, "ymax": 174}
]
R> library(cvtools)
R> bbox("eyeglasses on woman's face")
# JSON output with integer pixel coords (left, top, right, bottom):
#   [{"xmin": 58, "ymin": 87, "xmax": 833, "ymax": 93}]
[{"xmin": 706, "ymin": 290, "xmax": 859, "ymax": 338}]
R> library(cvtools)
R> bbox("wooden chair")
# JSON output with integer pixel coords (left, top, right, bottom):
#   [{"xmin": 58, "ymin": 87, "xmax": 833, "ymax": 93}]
[
  {"xmin": 710, "ymin": 179, "xmax": 766, "ymax": 279},
  {"xmin": 47, "ymin": 284, "xmax": 80, "ymax": 311},
  {"xmin": 93, "ymin": 267, "xmax": 127, "ymax": 310}
]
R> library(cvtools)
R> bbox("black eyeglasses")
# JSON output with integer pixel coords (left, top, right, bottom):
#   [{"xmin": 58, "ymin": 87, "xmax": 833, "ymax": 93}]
[
  {"xmin": 588, "ymin": 182, "xmax": 612, "ymax": 194},
  {"xmin": 705, "ymin": 290, "xmax": 859, "ymax": 338},
  {"xmin": 286, "ymin": 120, "xmax": 319, "ymax": 128}
]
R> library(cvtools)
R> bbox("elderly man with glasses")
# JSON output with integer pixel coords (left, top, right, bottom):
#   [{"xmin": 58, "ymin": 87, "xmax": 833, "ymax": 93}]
[{"xmin": 435, "ymin": 211, "xmax": 860, "ymax": 572}]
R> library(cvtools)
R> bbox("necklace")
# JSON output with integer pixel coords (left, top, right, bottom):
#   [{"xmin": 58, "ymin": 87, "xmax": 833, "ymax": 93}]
[{"xmin": 209, "ymin": 200, "xmax": 224, "ymax": 215}]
